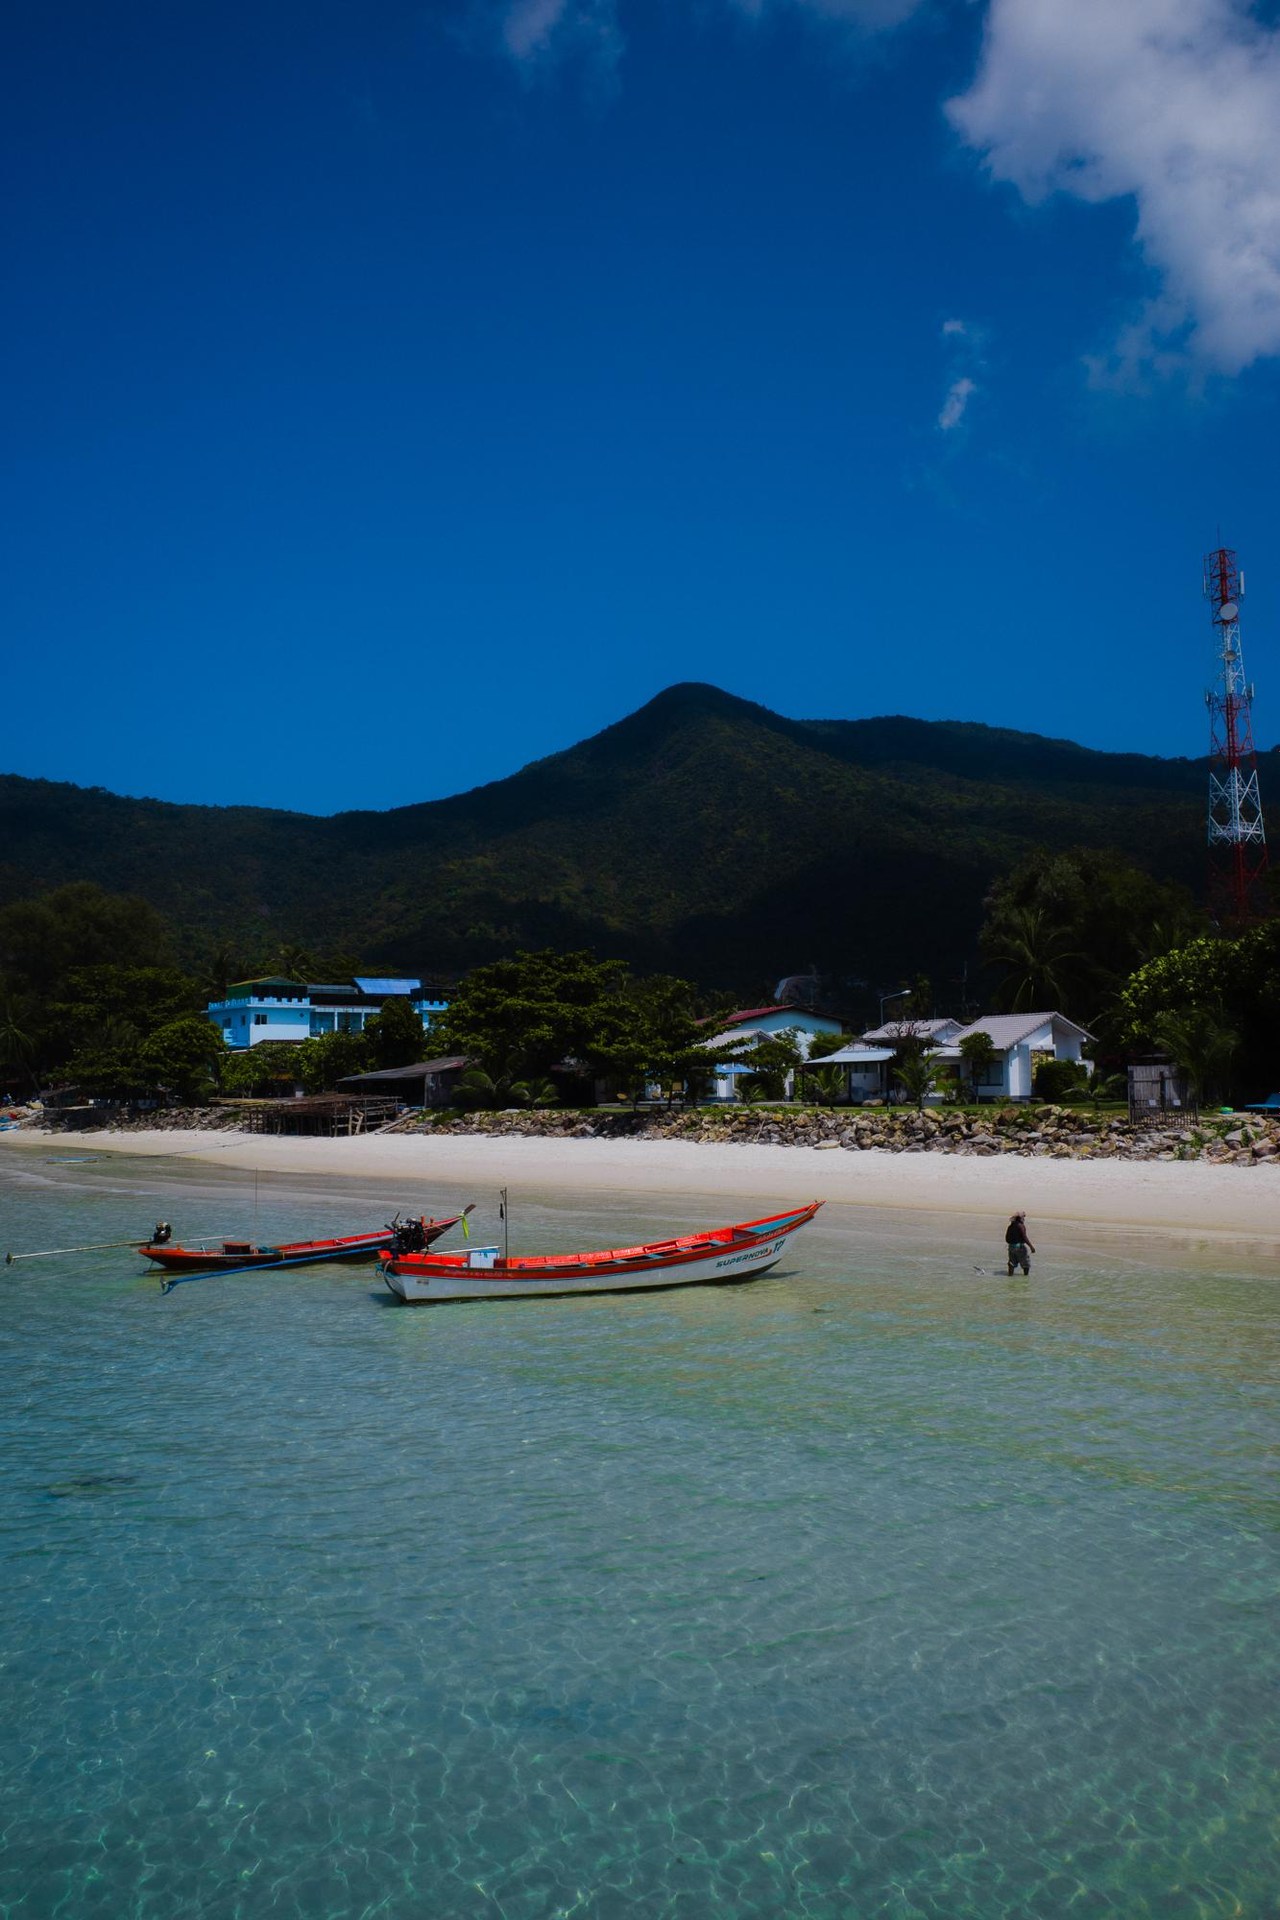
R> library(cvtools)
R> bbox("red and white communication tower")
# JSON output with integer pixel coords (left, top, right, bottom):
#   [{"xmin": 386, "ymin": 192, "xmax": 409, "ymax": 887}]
[{"xmin": 1204, "ymin": 544, "xmax": 1268, "ymax": 924}]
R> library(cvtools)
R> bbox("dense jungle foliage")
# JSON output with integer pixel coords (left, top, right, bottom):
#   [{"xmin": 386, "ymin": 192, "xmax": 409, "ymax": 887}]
[{"xmin": 0, "ymin": 682, "xmax": 1244, "ymax": 1000}]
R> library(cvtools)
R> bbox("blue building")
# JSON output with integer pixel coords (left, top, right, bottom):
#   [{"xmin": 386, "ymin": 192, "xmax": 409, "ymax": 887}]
[{"xmin": 208, "ymin": 976, "xmax": 450, "ymax": 1050}]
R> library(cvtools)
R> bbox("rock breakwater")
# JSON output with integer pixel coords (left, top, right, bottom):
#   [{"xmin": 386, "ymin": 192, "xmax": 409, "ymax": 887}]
[{"xmin": 417, "ymin": 1105, "xmax": 1280, "ymax": 1166}]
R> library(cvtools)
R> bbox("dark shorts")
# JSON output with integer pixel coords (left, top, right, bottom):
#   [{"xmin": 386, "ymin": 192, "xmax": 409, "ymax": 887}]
[{"xmin": 1007, "ymin": 1241, "xmax": 1030, "ymax": 1273}]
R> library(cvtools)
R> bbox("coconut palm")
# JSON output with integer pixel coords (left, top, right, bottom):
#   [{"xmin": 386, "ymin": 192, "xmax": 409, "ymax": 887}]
[
  {"xmin": 987, "ymin": 907, "xmax": 1084, "ymax": 1013},
  {"xmin": 1152, "ymin": 1007, "xmax": 1239, "ymax": 1107},
  {"xmin": 0, "ymin": 1000, "xmax": 37, "ymax": 1095},
  {"xmin": 895, "ymin": 1047, "xmax": 945, "ymax": 1111}
]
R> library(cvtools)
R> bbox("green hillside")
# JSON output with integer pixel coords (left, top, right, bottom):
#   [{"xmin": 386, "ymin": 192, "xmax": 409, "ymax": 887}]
[{"xmin": 0, "ymin": 683, "xmax": 1238, "ymax": 992}]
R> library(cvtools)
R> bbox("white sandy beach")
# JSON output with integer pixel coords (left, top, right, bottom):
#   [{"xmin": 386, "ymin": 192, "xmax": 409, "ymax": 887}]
[{"xmin": 5, "ymin": 1127, "xmax": 1279, "ymax": 1247}]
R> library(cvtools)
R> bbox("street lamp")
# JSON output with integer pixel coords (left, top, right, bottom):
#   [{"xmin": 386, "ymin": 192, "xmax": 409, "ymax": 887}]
[{"xmin": 878, "ymin": 986, "xmax": 911, "ymax": 1029}]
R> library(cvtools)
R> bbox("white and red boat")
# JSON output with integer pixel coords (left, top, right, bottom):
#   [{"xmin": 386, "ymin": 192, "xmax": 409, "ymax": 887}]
[{"xmin": 380, "ymin": 1201, "xmax": 822, "ymax": 1304}]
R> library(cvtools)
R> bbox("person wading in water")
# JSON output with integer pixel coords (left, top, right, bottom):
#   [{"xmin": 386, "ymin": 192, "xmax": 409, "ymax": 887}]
[{"xmin": 1005, "ymin": 1211, "xmax": 1035, "ymax": 1275}]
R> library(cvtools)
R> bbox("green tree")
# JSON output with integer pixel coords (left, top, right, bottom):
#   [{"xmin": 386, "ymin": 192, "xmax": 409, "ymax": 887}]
[
  {"xmin": 805, "ymin": 1030, "xmax": 850, "ymax": 1061},
  {"xmin": 731, "ymin": 1030, "xmax": 803, "ymax": 1102},
  {"xmin": 45, "ymin": 965, "xmax": 206, "ymax": 1098},
  {"xmin": 984, "ymin": 906, "xmax": 1084, "ymax": 1015},
  {"xmin": 593, "ymin": 974, "xmax": 712, "ymax": 1105},
  {"xmin": 220, "ymin": 1043, "xmax": 305, "ymax": 1097},
  {"xmin": 980, "ymin": 850, "xmax": 1201, "ymax": 1018},
  {"xmin": 0, "ymin": 998, "xmax": 38, "ymax": 1095},
  {"xmin": 140, "ymin": 1016, "xmax": 227, "ymax": 1102},
  {"xmin": 0, "ymin": 884, "xmax": 175, "ymax": 1000},
  {"xmin": 958, "ymin": 1028, "xmax": 999, "ymax": 1100},
  {"xmin": 895, "ymin": 1046, "xmax": 945, "ymax": 1110},
  {"xmin": 201, "ymin": 943, "xmax": 241, "ymax": 1002},
  {"xmin": 1152, "ymin": 1007, "xmax": 1239, "ymax": 1107},
  {"xmin": 1114, "ymin": 921, "xmax": 1280, "ymax": 1099},
  {"xmin": 434, "ymin": 950, "xmax": 629, "ymax": 1080},
  {"xmin": 451, "ymin": 1067, "xmax": 559, "ymax": 1111},
  {"xmin": 295, "ymin": 1030, "xmax": 370, "ymax": 1093},
  {"xmin": 274, "ymin": 943, "xmax": 317, "ymax": 982},
  {"xmin": 364, "ymin": 995, "xmax": 425, "ymax": 1069},
  {"xmin": 799, "ymin": 1062, "xmax": 845, "ymax": 1106}
]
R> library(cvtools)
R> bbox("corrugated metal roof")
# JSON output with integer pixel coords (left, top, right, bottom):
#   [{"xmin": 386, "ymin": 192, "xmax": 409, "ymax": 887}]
[
  {"xmin": 809, "ymin": 1045, "xmax": 895, "ymax": 1065},
  {"xmin": 721, "ymin": 1003, "xmax": 830, "ymax": 1027},
  {"xmin": 699, "ymin": 1027, "xmax": 767, "ymax": 1053},
  {"xmin": 951, "ymin": 1011, "xmax": 1093, "ymax": 1049},
  {"xmin": 861, "ymin": 1017, "xmax": 962, "ymax": 1042},
  {"xmin": 353, "ymin": 976, "xmax": 422, "ymax": 996},
  {"xmin": 337, "ymin": 1057, "xmax": 466, "ymax": 1085}
]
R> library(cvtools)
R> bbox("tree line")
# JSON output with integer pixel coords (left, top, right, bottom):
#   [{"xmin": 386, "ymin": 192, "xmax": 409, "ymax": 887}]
[{"xmin": 2, "ymin": 855, "xmax": 1277, "ymax": 1110}]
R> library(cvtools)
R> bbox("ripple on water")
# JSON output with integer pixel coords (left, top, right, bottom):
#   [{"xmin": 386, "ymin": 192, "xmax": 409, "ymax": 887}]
[{"xmin": 0, "ymin": 1157, "xmax": 1277, "ymax": 1918}]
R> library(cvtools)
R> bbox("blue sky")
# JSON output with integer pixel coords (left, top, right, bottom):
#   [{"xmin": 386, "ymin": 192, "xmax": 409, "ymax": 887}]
[{"xmin": 5, "ymin": 0, "xmax": 1280, "ymax": 812}]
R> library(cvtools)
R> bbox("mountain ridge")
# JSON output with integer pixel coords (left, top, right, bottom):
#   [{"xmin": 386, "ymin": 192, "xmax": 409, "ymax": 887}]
[{"xmin": 0, "ymin": 684, "xmax": 1245, "ymax": 992}]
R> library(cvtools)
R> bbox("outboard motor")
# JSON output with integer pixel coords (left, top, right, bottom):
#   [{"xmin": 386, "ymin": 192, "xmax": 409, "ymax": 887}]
[{"xmin": 390, "ymin": 1217, "xmax": 429, "ymax": 1256}]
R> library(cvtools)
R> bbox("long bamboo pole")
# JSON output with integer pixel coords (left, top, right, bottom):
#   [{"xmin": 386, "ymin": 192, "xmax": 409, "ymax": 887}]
[{"xmin": 6, "ymin": 1233, "xmax": 228, "ymax": 1265}]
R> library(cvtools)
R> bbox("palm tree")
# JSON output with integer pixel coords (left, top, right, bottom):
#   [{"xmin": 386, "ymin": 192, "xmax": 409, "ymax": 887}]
[
  {"xmin": 799, "ymin": 1062, "xmax": 845, "ymax": 1106},
  {"xmin": 275, "ymin": 943, "xmax": 317, "ymax": 983},
  {"xmin": 895, "ymin": 1047, "xmax": 945, "ymax": 1111},
  {"xmin": 451, "ymin": 1067, "xmax": 558, "ymax": 1111},
  {"xmin": 0, "ymin": 1000, "xmax": 37, "ymax": 1095},
  {"xmin": 203, "ymin": 944, "xmax": 238, "ymax": 1001},
  {"xmin": 1153, "ymin": 1008, "xmax": 1239, "ymax": 1108},
  {"xmin": 987, "ymin": 907, "xmax": 1084, "ymax": 1013}
]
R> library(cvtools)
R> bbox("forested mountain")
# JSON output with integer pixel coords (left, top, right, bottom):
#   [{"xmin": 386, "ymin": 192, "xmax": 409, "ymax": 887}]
[{"xmin": 0, "ymin": 683, "xmax": 1243, "ymax": 995}]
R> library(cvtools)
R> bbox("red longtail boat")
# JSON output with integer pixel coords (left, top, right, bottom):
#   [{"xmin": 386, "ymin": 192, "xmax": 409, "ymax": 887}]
[{"xmin": 141, "ymin": 1209, "xmax": 471, "ymax": 1286}]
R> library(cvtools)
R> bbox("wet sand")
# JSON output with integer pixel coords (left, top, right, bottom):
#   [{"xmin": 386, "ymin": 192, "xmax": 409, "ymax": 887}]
[{"xmin": 5, "ymin": 1127, "xmax": 1279, "ymax": 1249}]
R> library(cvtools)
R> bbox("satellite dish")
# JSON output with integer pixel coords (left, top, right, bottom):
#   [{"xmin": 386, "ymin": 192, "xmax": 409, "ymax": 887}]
[{"xmin": 1218, "ymin": 601, "xmax": 1239, "ymax": 622}]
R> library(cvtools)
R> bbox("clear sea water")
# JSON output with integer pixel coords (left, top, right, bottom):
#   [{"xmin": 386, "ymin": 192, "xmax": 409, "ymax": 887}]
[{"xmin": 1, "ymin": 1148, "xmax": 1277, "ymax": 1920}]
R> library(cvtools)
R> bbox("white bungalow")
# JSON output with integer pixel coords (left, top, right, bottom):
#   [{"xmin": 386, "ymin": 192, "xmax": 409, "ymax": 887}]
[
  {"xmin": 945, "ymin": 1012, "xmax": 1093, "ymax": 1101},
  {"xmin": 699, "ymin": 1003, "xmax": 843, "ymax": 1102},
  {"xmin": 807, "ymin": 1042, "xmax": 897, "ymax": 1104}
]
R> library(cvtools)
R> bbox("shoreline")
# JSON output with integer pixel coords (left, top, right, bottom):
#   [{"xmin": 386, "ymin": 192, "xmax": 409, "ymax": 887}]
[{"xmin": 5, "ymin": 1127, "xmax": 1280, "ymax": 1248}]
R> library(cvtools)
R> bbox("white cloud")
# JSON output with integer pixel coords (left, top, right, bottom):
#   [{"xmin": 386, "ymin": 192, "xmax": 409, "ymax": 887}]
[
  {"xmin": 938, "ymin": 374, "xmax": 976, "ymax": 430},
  {"xmin": 948, "ymin": 0, "xmax": 1280, "ymax": 377},
  {"xmin": 483, "ymin": 0, "xmax": 622, "ymax": 79},
  {"xmin": 935, "ymin": 316, "xmax": 986, "ymax": 430},
  {"xmin": 486, "ymin": 0, "xmax": 925, "ymax": 79}
]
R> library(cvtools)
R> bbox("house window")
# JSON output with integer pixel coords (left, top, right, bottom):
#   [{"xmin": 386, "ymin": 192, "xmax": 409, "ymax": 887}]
[
  {"xmin": 978, "ymin": 1062, "xmax": 1003, "ymax": 1086},
  {"xmin": 253, "ymin": 1014, "xmax": 268, "ymax": 1026}
]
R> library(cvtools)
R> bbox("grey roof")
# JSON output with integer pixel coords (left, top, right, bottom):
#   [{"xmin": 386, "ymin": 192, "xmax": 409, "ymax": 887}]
[
  {"xmin": 951, "ymin": 1011, "xmax": 1093, "ymax": 1050},
  {"xmin": 337, "ymin": 1056, "xmax": 466, "ymax": 1086},
  {"xmin": 699, "ymin": 1026, "xmax": 767, "ymax": 1053},
  {"xmin": 861, "ymin": 1017, "xmax": 964, "ymax": 1042},
  {"xmin": 807, "ymin": 1044, "xmax": 895, "ymax": 1065}
]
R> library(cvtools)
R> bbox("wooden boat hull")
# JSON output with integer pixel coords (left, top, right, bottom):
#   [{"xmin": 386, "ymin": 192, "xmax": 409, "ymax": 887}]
[
  {"xmin": 141, "ymin": 1215, "xmax": 463, "ymax": 1276},
  {"xmin": 142, "ymin": 1236, "xmax": 392, "ymax": 1274},
  {"xmin": 381, "ymin": 1204, "xmax": 821, "ymax": 1304}
]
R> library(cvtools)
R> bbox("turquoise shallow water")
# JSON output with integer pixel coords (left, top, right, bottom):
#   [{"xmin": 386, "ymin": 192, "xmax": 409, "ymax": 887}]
[{"xmin": 1, "ymin": 1151, "xmax": 1277, "ymax": 1920}]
